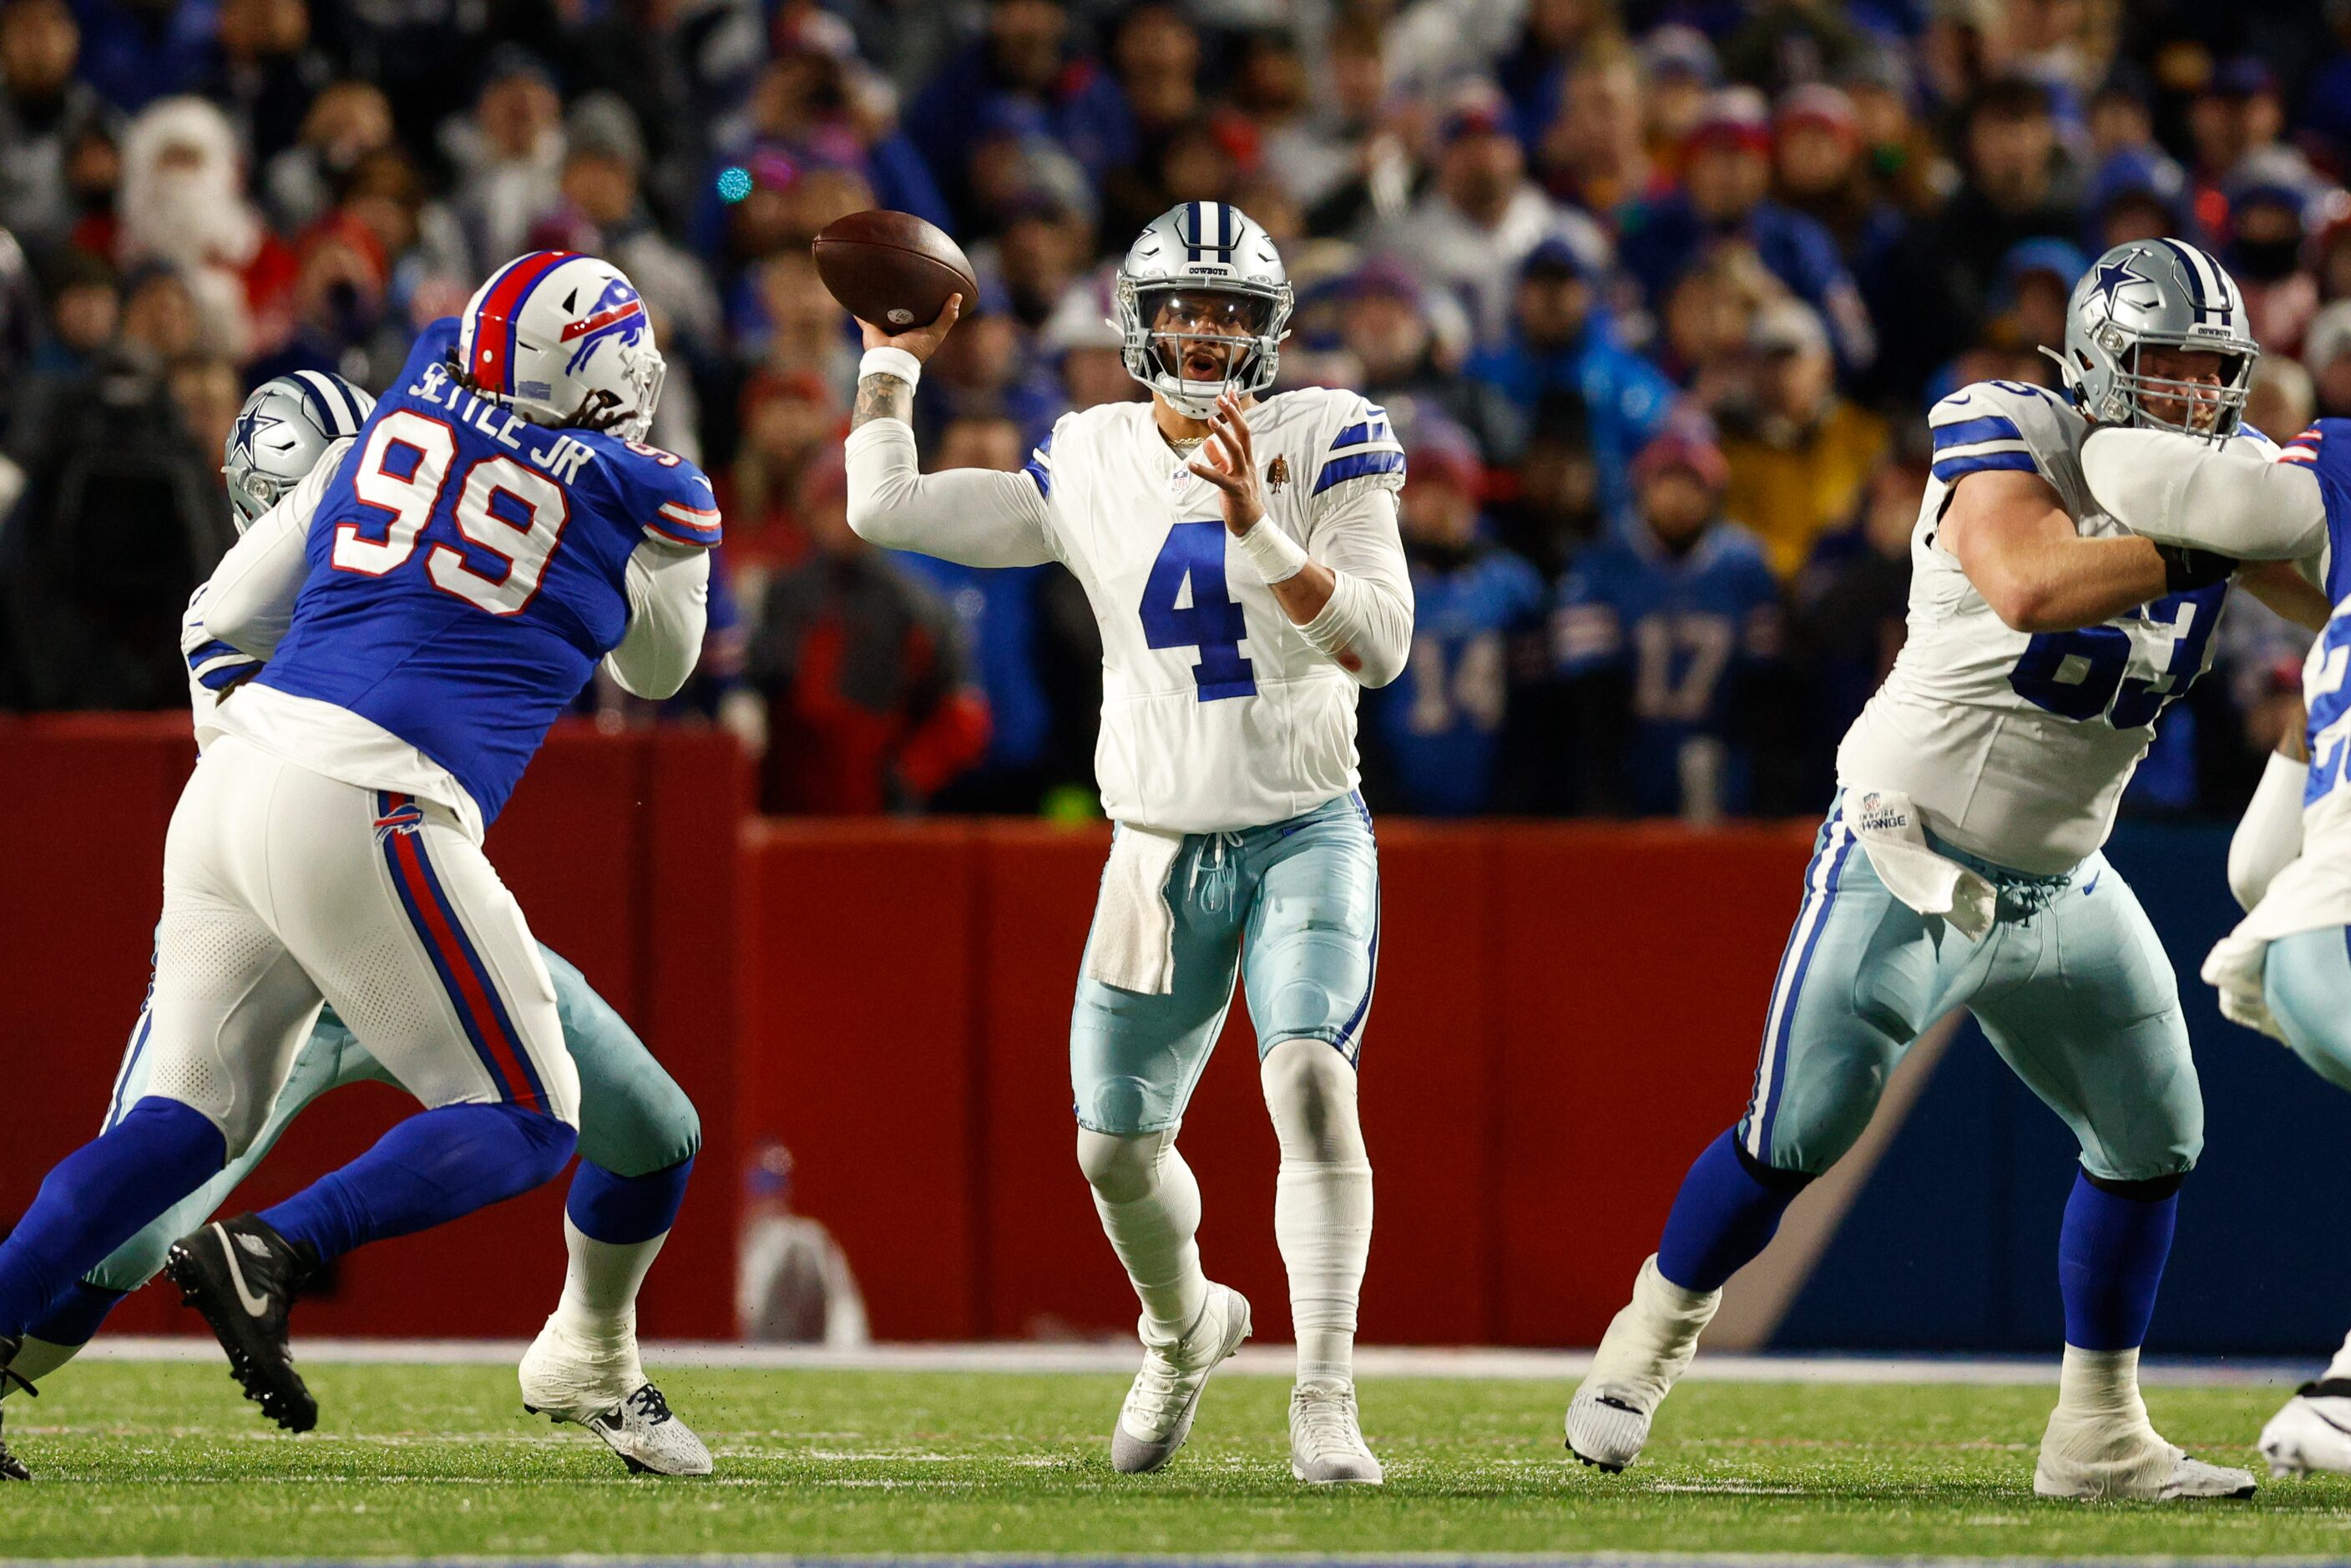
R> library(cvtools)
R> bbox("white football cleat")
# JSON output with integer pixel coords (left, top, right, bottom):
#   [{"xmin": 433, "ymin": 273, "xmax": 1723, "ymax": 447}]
[
  {"xmin": 2034, "ymin": 1405, "xmax": 2254, "ymax": 1500},
  {"xmin": 518, "ymin": 1313, "xmax": 713, "ymax": 1477},
  {"xmin": 1110, "ymin": 1283, "xmax": 1251, "ymax": 1474},
  {"xmin": 1290, "ymin": 1380, "xmax": 1383, "ymax": 1485},
  {"xmin": 2260, "ymin": 1380, "xmax": 2351, "ymax": 1477},
  {"xmin": 1565, "ymin": 1254, "xmax": 1722, "ymax": 1473}
]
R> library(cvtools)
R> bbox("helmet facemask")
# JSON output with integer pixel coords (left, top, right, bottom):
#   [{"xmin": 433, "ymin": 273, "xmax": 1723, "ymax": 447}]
[
  {"xmin": 570, "ymin": 343, "xmax": 666, "ymax": 443},
  {"xmin": 2109, "ymin": 336, "xmax": 2256, "ymax": 438},
  {"xmin": 1115, "ymin": 276, "xmax": 1292, "ymax": 418}
]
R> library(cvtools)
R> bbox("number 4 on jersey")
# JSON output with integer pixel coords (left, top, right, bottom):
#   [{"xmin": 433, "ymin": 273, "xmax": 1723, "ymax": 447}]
[{"xmin": 1140, "ymin": 519, "xmax": 1256, "ymax": 701}]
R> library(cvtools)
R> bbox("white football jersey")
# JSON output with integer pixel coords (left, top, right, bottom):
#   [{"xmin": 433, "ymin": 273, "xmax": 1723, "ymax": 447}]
[
  {"xmin": 1838, "ymin": 381, "xmax": 2273, "ymax": 875},
  {"xmin": 1030, "ymin": 388, "xmax": 1408, "ymax": 834}
]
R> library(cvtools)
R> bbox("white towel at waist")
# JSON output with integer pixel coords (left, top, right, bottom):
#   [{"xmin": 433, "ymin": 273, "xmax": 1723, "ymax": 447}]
[
  {"xmin": 1844, "ymin": 787, "xmax": 1997, "ymax": 942},
  {"xmin": 1082, "ymin": 825, "xmax": 1186, "ymax": 994}
]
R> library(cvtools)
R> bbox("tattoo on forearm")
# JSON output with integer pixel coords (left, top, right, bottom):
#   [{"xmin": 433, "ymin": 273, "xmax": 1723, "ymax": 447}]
[{"xmin": 852, "ymin": 373, "xmax": 913, "ymax": 429}]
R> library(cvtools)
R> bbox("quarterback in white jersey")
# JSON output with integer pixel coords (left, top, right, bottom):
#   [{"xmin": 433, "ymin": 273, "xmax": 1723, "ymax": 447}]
[
  {"xmin": 1565, "ymin": 239, "xmax": 2323, "ymax": 1501},
  {"xmin": 844, "ymin": 201, "xmax": 1411, "ymax": 1484}
]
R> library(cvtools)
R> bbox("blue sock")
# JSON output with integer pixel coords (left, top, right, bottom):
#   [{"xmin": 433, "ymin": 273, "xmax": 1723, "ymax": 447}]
[
  {"xmin": 1656, "ymin": 1129, "xmax": 1815, "ymax": 1292},
  {"xmin": 2058, "ymin": 1167, "xmax": 2181, "ymax": 1351},
  {"xmin": 0, "ymin": 1099, "xmax": 223, "ymax": 1338},
  {"xmin": 26, "ymin": 1281, "xmax": 128, "ymax": 1348},
  {"xmin": 260, "ymin": 1103, "xmax": 576, "ymax": 1263},
  {"xmin": 566, "ymin": 1156, "xmax": 694, "ymax": 1246}
]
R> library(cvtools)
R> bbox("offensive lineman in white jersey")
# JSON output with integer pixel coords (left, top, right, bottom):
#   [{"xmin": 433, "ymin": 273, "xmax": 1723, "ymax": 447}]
[
  {"xmin": 1565, "ymin": 238, "xmax": 2326, "ymax": 1500},
  {"xmin": 843, "ymin": 202, "xmax": 1412, "ymax": 1483},
  {"xmin": 2070, "ymin": 391, "xmax": 2351, "ymax": 1477}
]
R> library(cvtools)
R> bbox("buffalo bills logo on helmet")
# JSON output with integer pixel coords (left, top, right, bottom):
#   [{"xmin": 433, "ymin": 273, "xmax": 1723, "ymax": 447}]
[{"xmin": 559, "ymin": 276, "xmax": 647, "ymax": 374}]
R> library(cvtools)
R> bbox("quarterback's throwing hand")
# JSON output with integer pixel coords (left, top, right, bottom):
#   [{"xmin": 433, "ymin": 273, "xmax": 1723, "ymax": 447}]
[
  {"xmin": 1189, "ymin": 392, "xmax": 1267, "ymax": 537},
  {"xmin": 858, "ymin": 292, "xmax": 963, "ymax": 361}
]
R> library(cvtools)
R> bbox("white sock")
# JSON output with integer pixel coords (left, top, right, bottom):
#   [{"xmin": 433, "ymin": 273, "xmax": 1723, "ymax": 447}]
[
  {"xmin": 2055, "ymin": 1344, "xmax": 2148, "ymax": 1424},
  {"xmin": 1262, "ymin": 1039, "xmax": 1373, "ymax": 1388},
  {"xmin": 551, "ymin": 1214, "xmax": 668, "ymax": 1345},
  {"xmin": 2, "ymin": 1336, "xmax": 81, "ymax": 1397},
  {"xmin": 2323, "ymin": 1328, "xmax": 2351, "ymax": 1383},
  {"xmin": 1079, "ymin": 1127, "xmax": 1207, "ymax": 1346}
]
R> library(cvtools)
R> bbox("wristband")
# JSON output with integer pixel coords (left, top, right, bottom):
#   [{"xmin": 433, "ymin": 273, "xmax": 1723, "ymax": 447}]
[
  {"xmin": 2156, "ymin": 543, "xmax": 2237, "ymax": 594},
  {"xmin": 1235, "ymin": 517, "xmax": 1310, "ymax": 584},
  {"xmin": 859, "ymin": 346, "xmax": 922, "ymax": 391}
]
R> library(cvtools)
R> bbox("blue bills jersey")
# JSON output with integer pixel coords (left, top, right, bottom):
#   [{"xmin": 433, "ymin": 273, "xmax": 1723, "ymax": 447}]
[
  {"xmin": 1555, "ymin": 518, "xmax": 1782, "ymax": 815},
  {"xmin": 259, "ymin": 319, "xmax": 720, "ymax": 823},
  {"xmin": 1365, "ymin": 542, "xmax": 1546, "ymax": 815}
]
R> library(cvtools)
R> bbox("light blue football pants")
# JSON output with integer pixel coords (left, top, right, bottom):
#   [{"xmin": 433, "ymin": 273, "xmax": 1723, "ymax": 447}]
[
  {"xmin": 86, "ymin": 948, "xmax": 700, "ymax": 1293},
  {"xmin": 1071, "ymin": 792, "xmax": 1381, "ymax": 1136},
  {"xmin": 2263, "ymin": 927, "xmax": 2351, "ymax": 1093},
  {"xmin": 1737, "ymin": 793, "xmax": 2202, "ymax": 1182}
]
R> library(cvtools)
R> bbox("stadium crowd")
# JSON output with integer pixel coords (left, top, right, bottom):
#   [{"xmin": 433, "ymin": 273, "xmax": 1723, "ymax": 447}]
[{"xmin": 0, "ymin": 0, "xmax": 2339, "ymax": 821}]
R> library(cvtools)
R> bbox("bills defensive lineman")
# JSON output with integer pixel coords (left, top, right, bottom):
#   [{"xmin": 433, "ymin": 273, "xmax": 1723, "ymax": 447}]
[
  {"xmin": 1565, "ymin": 239, "xmax": 2321, "ymax": 1500},
  {"xmin": 0, "ymin": 252, "xmax": 718, "ymax": 1435},
  {"xmin": 0, "ymin": 368, "xmax": 710, "ymax": 1480},
  {"xmin": 845, "ymin": 203, "xmax": 1411, "ymax": 1483},
  {"xmin": 2074, "ymin": 400, "xmax": 2351, "ymax": 1477}
]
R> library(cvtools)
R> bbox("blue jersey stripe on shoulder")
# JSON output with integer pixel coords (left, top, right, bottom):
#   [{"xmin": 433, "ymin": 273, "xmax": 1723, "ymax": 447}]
[
  {"xmin": 185, "ymin": 638, "xmax": 242, "ymax": 669},
  {"xmin": 1024, "ymin": 453, "xmax": 1051, "ymax": 498},
  {"xmin": 1932, "ymin": 413, "xmax": 2023, "ymax": 449},
  {"xmin": 195, "ymin": 655, "xmax": 258, "ymax": 690},
  {"xmin": 1931, "ymin": 450, "xmax": 2039, "ymax": 483},
  {"xmin": 1314, "ymin": 448, "xmax": 1406, "ymax": 494}
]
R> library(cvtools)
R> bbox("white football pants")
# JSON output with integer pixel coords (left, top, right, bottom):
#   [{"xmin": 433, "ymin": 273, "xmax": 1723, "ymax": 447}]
[{"xmin": 139, "ymin": 735, "xmax": 578, "ymax": 1156}]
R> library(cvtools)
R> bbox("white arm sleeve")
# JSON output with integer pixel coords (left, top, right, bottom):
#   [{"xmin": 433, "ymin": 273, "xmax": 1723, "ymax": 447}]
[
  {"xmin": 843, "ymin": 418, "xmax": 1057, "ymax": 568},
  {"xmin": 2230, "ymin": 750, "xmax": 2310, "ymax": 912},
  {"xmin": 197, "ymin": 437, "xmax": 351, "ymax": 657},
  {"xmin": 2080, "ymin": 427, "xmax": 2328, "ymax": 559},
  {"xmin": 1299, "ymin": 485, "xmax": 1414, "ymax": 688},
  {"xmin": 603, "ymin": 539, "xmax": 711, "ymax": 700}
]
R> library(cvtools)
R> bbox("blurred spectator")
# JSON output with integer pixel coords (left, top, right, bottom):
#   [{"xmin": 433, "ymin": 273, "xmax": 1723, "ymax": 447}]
[
  {"xmin": 30, "ymin": 245, "xmax": 114, "ymax": 374},
  {"xmin": 1464, "ymin": 236, "xmax": 1679, "ymax": 518},
  {"xmin": 118, "ymin": 94, "xmax": 294, "ymax": 359},
  {"xmin": 1361, "ymin": 414, "xmax": 1545, "ymax": 817},
  {"xmin": 1990, "ymin": 237, "xmax": 2081, "ymax": 360},
  {"xmin": 1039, "ymin": 268, "xmax": 1136, "ymax": 411},
  {"xmin": 1636, "ymin": 25, "xmax": 1720, "ymax": 173},
  {"xmin": 164, "ymin": 350, "xmax": 236, "ymax": 455},
  {"xmin": 1322, "ymin": 263, "xmax": 1509, "ymax": 456},
  {"xmin": 1369, "ymin": 82, "xmax": 1606, "ymax": 346},
  {"xmin": 746, "ymin": 449, "xmax": 991, "ymax": 814},
  {"xmin": 2228, "ymin": 180, "xmax": 2321, "ymax": 357},
  {"xmin": 722, "ymin": 366, "xmax": 839, "ymax": 579},
  {"xmin": 72, "ymin": 0, "xmax": 216, "ymax": 114},
  {"xmin": 1257, "ymin": 15, "xmax": 1414, "ymax": 238},
  {"xmin": 1618, "ymin": 88, "xmax": 1875, "ymax": 377},
  {"xmin": 1534, "ymin": 43, "xmax": 1652, "ymax": 220},
  {"xmin": 2189, "ymin": 59, "xmax": 2326, "ymax": 220},
  {"xmin": 1720, "ymin": 298, "xmax": 1888, "ymax": 579},
  {"xmin": 1929, "ymin": 78, "xmax": 2077, "ymax": 333},
  {"xmin": 264, "ymin": 79, "xmax": 393, "ymax": 233},
  {"xmin": 903, "ymin": 0, "xmax": 1130, "ymax": 225},
  {"xmin": 1489, "ymin": 391, "xmax": 1605, "ymax": 578},
  {"xmin": 2308, "ymin": 301, "xmax": 2351, "ymax": 417},
  {"xmin": 545, "ymin": 94, "xmax": 720, "ymax": 368},
  {"xmin": 205, "ymin": 0, "xmax": 326, "ymax": 168},
  {"xmin": 1720, "ymin": 0, "xmax": 1866, "ymax": 100},
  {"xmin": 445, "ymin": 48, "xmax": 565, "ymax": 276},
  {"xmin": 0, "ymin": 0, "xmax": 105, "ymax": 249},
  {"xmin": 2247, "ymin": 352, "xmax": 2316, "ymax": 443},
  {"xmin": 0, "ymin": 344, "xmax": 235, "ymax": 708},
  {"xmin": 892, "ymin": 409, "xmax": 1058, "ymax": 812},
  {"xmin": 1792, "ymin": 448, "xmax": 1927, "ymax": 771},
  {"xmin": 1552, "ymin": 430, "xmax": 1784, "ymax": 822}
]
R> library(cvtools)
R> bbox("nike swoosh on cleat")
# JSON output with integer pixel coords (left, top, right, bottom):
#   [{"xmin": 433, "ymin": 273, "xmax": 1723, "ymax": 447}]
[{"xmin": 215, "ymin": 1226, "xmax": 274, "ymax": 1318}]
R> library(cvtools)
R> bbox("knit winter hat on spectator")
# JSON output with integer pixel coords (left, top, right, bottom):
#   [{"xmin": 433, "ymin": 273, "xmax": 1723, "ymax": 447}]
[
  {"xmin": 1750, "ymin": 297, "xmax": 1829, "ymax": 357},
  {"xmin": 567, "ymin": 93, "xmax": 645, "ymax": 172},
  {"xmin": 1440, "ymin": 81, "xmax": 1515, "ymax": 145},
  {"xmin": 1632, "ymin": 428, "xmax": 1730, "ymax": 492},
  {"xmin": 1686, "ymin": 88, "xmax": 1772, "ymax": 157},
  {"xmin": 1777, "ymin": 84, "xmax": 1858, "ymax": 144},
  {"xmin": 1638, "ymin": 24, "xmax": 1719, "ymax": 86}
]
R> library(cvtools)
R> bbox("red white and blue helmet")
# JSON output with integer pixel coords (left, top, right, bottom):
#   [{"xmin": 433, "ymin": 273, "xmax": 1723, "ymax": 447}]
[{"xmin": 457, "ymin": 250, "xmax": 665, "ymax": 441}]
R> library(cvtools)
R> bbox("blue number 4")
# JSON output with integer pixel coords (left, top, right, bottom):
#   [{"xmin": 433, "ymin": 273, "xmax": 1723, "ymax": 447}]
[{"xmin": 1140, "ymin": 519, "xmax": 1256, "ymax": 701}]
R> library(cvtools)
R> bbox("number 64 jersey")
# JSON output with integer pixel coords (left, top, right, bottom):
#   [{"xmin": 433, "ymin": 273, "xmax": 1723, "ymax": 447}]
[{"xmin": 1838, "ymin": 379, "xmax": 2272, "ymax": 876}]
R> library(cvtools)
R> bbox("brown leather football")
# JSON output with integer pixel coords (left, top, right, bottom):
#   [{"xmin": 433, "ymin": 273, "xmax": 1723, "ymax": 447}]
[{"xmin": 811, "ymin": 210, "xmax": 979, "ymax": 332}]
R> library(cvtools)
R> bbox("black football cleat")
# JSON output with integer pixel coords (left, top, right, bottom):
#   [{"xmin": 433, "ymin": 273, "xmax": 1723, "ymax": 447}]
[
  {"xmin": 164, "ymin": 1214, "xmax": 319, "ymax": 1433},
  {"xmin": 0, "ymin": 1406, "xmax": 28, "ymax": 1482}
]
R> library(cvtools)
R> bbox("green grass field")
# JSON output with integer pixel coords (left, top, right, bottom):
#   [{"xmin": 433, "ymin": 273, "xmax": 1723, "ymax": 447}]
[{"xmin": 4, "ymin": 1360, "xmax": 2350, "ymax": 1560}]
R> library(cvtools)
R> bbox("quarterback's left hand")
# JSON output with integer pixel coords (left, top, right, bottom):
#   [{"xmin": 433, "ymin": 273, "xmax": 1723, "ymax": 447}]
[{"xmin": 1189, "ymin": 392, "xmax": 1268, "ymax": 537}]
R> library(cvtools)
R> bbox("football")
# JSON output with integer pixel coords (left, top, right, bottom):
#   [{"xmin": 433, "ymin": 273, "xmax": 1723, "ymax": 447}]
[{"xmin": 812, "ymin": 210, "xmax": 979, "ymax": 333}]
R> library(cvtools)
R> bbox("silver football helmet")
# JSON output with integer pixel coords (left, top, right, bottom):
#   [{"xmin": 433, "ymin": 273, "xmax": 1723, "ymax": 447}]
[
  {"xmin": 2053, "ymin": 238, "xmax": 2258, "ymax": 440},
  {"xmin": 1112, "ymin": 201, "xmax": 1293, "ymax": 417},
  {"xmin": 223, "ymin": 370, "xmax": 377, "ymax": 530}
]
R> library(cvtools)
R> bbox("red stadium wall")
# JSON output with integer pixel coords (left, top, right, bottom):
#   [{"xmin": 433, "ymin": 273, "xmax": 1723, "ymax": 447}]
[{"xmin": 1, "ymin": 719, "xmax": 1812, "ymax": 1347}]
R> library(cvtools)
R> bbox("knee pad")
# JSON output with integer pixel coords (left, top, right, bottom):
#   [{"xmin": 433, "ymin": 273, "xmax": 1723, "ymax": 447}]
[
  {"xmin": 1076, "ymin": 1128, "xmax": 1169, "ymax": 1204},
  {"xmin": 1079, "ymin": 1074, "xmax": 1164, "ymax": 1137},
  {"xmin": 1260, "ymin": 1038, "xmax": 1363, "ymax": 1161}
]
